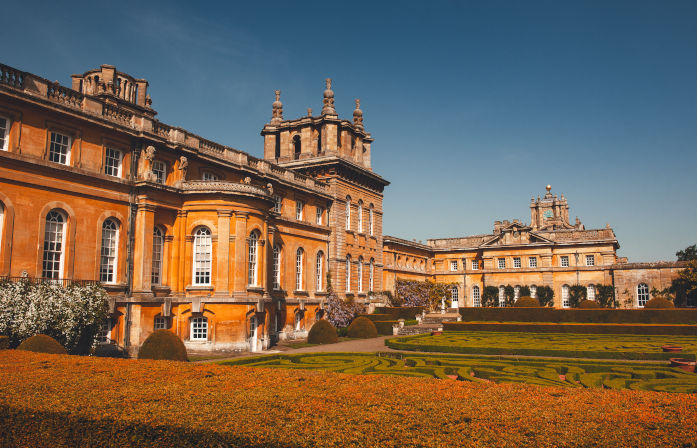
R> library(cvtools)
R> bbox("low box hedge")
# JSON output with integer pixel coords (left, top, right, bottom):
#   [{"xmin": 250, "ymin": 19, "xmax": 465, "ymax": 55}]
[
  {"xmin": 443, "ymin": 322, "xmax": 697, "ymax": 335},
  {"xmin": 458, "ymin": 307, "xmax": 697, "ymax": 324},
  {"xmin": 360, "ymin": 314, "xmax": 393, "ymax": 322},
  {"xmin": 373, "ymin": 307, "xmax": 425, "ymax": 320}
]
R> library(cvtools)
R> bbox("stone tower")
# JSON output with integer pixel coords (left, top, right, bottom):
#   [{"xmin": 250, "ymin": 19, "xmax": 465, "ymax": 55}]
[
  {"xmin": 530, "ymin": 185, "xmax": 582, "ymax": 230},
  {"xmin": 261, "ymin": 80, "xmax": 389, "ymax": 300}
]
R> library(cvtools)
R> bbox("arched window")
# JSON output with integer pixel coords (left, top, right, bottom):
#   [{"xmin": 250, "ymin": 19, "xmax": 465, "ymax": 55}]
[
  {"xmin": 451, "ymin": 286, "xmax": 459, "ymax": 300},
  {"xmin": 369, "ymin": 258, "xmax": 375, "ymax": 291},
  {"xmin": 587, "ymin": 285, "xmax": 596, "ymax": 301},
  {"xmin": 472, "ymin": 286, "xmax": 481, "ymax": 307},
  {"xmin": 100, "ymin": 218, "xmax": 119, "ymax": 283},
  {"xmin": 316, "ymin": 251, "xmax": 324, "ymax": 291},
  {"xmin": 190, "ymin": 317, "xmax": 208, "ymax": 341},
  {"xmin": 637, "ymin": 283, "xmax": 649, "ymax": 307},
  {"xmin": 357, "ymin": 256, "xmax": 364, "ymax": 292},
  {"xmin": 345, "ymin": 255, "xmax": 352, "ymax": 292},
  {"xmin": 345, "ymin": 196, "xmax": 351, "ymax": 230},
  {"xmin": 272, "ymin": 245, "xmax": 281, "ymax": 290},
  {"xmin": 514, "ymin": 285, "xmax": 520, "ymax": 300},
  {"xmin": 42, "ymin": 210, "xmax": 66, "ymax": 279},
  {"xmin": 294, "ymin": 311, "xmax": 302, "ymax": 331},
  {"xmin": 152, "ymin": 227, "xmax": 164, "ymax": 285},
  {"xmin": 498, "ymin": 286, "xmax": 505, "ymax": 307},
  {"xmin": 530, "ymin": 285, "xmax": 537, "ymax": 299},
  {"xmin": 369, "ymin": 204, "xmax": 374, "ymax": 236},
  {"xmin": 296, "ymin": 248, "xmax": 304, "ymax": 291},
  {"xmin": 247, "ymin": 230, "xmax": 259, "ymax": 286},
  {"xmin": 357, "ymin": 200, "xmax": 363, "ymax": 233},
  {"xmin": 562, "ymin": 285, "xmax": 570, "ymax": 308},
  {"xmin": 193, "ymin": 227, "xmax": 212, "ymax": 285},
  {"xmin": 293, "ymin": 135, "xmax": 301, "ymax": 160}
]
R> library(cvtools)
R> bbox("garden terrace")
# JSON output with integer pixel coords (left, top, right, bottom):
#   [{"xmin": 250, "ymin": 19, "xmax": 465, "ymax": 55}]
[
  {"xmin": 385, "ymin": 332, "xmax": 697, "ymax": 360},
  {"xmin": 3, "ymin": 351, "xmax": 697, "ymax": 447}
]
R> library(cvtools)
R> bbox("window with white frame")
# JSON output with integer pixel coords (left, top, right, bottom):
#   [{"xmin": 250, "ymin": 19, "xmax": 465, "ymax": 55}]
[
  {"xmin": 529, "ymin": 257, "xmax": 537, "ymax": 268},
  {"xmin": 530, "ymin": 285, "xmax": 537, "ymax": 298},
  {"xmin": 0, "ymin": 116, "xmax": 9, "ymax": 151},
  {"xmin": 295, "ymin": 248, "xmax": 304, "ymax": 290},
  {"xmin": 345, "ymin": 196, "xmax": 351, "ymax": 230},
  {"xmin": 96, "ymin": 319, "xmax": 112, "ymax": 344},
  {"xmin": 472, "ymin": 285, "xmax": 481, "ymax": 307},
  {"xmin": 193, "ymin": 227, "xmax": 212, "ymax": 285},
  {"xmin": 357, "ymin": 200, "xmax": 363, "ymax": 233},
  {"xmin": 498, "ymin": 258, "xmax": 506, "ymax": 269},
  {"xmin": 295, "ymin": 199, "xmax": 304, "ymax": 221},
  {"xmin": 316, "ymin": 251, "xmax": 324, "ymax": 291},
  {"xmin": 514, "ymin": 285, "xmax": 520, "ymax": 299},
  {"xmin": 49, "ymin": 131, "xmax": 70, "ymax": 165},
  {"xmin": 471, "ymin": 259, "xmax": 479, "ymax": 270},
  {"xmin": 637, "ymin": 283, "xmax": 649, "ymax": 307},
  {"xmin": 345, "ymin": 255, "xmax": 351, "ymax": 292},
  {"xmin": 369, "ymin": 205, "xmax": 374, "ymax": 236},
  {"xmin": 587, "ymin": 285, "xmax": 596, "ymax": 301},
  {"xmin": 294, "ymin": 312, "xmax": 302, "ymax": 331},
  {"xmin": 154, "ymin": 316, "xmax": 167, "ymax": 330},
  {"xmin": 202, "ymin": 171, "xmax": 219, "ymax": 181},
  {"xmin": 104, "ymin": 148, "xmax": 123, "ymax": 177},
  {"xmin": 369, "ymin": 258, "xmax": 374, "ymax": 291},
  {"xmin": 451, "ymin": 286, "xmax": 458, "ymax": 300},
  {"xmin": 247, "ymin": 231, "xmax": 259, "ymax": 286},
  {"xmin": 42, "ymin": 210, "xmax": 66, "ymax": 279},
  {"xmin": 560, "ymin": 255, "xmax": 569, "ymax": 267},
  {"xmin": 562, "ymin": 285, "xmax": 570, "ymax": 308},
  {"xmin": 316, "ymin": 206, "xmax": 323, "ymax": 225},
  {"xmin": 357, "ymin": 256, "xmax": 363, "ymax": 292},
  {"xmin": 152, "ymin": 160, "xmax": 166, "ymax": 184},
  {"xmin": 513, "ymin": 257, "xmax": 521, "ymax": 268},
  {"xmin": 100, "ymin": 218, "xmax": 119, "ymax": 283},
  {"xmin": 498, "ymin": 286, "xmax": 505, "ymax": 307},
  {"xmin": 273, "ymin": 195, "xmax": 282, "ymax": 213},
  {"xmin": 152, "ymin": 227, "xmax": 164, "ymax": 285},
  {"xmin": 450, "ymin": 260, "xmax": 458, "ymax": 271},
  {"xmin": 190, "ymin": 317, "xmax": 208, "ymax": 340},
  {"xmin": 586, "ymin": 255, "xmax": 595, "ymax": 266},
  {"xmin": 272, "ymin": 245, "xmax": 281, "ymax": 290}
]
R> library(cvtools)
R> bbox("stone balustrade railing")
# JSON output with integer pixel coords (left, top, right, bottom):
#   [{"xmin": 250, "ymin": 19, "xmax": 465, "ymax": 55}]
[
  {"xmin": 103, "ymin": 103, "xmax": 134, "ymax": 127},
  {"xmin": 182, "ymin": 181, "xmax": 271, "ymax": 198},
  {"xmin": 0, "ymin": 64, "xmax": 23, "ymax": 89},
  {"xmin": 47, "ymin": 82, "xmax": 84, "ymax": 109}
]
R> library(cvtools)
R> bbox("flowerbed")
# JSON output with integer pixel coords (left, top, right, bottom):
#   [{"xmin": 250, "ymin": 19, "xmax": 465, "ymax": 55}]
[
  {"xmin": 385, "ymin": 332, "xmax": 697, "ymax": 360},
  {"xmin": 3, "ymin": 351, "xmax": 697, "ymax": 447}
]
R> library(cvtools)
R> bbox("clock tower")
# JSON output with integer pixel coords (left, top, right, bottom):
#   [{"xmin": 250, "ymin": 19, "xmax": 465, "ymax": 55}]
[{"xmin": 530, "ymin": 185, "xmax": 580, "ymax": 230}]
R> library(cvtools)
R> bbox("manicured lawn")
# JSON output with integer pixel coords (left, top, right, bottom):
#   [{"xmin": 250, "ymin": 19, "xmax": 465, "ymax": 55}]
[
  {"xmin": 3, "ymin": 350, "xmax": 697, "ymax": 447},
  {"xmin": 386, "ymin": 331, "xmax": 697, "ymax": 360},
  {"xmin": 222, "ymin": 352, "xmax": 697, "ymax": 393}
]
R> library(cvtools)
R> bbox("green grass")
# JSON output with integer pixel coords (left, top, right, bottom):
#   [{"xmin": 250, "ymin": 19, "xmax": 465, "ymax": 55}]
[
  {"xmin": 221, "ymin": 352, "xmax": 697, "ymax": 393},
  {"xmin": 386, "ymin": 331, "xmax": 697, "ymax": 360}
]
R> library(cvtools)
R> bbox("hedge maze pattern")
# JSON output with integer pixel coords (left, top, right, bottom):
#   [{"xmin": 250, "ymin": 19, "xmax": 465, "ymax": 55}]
[
  {"xmin": 224, "ymin": 352, "xmax": 697, "ymax": 393},
  {"xmin": 386, "ymin": 332, "xmax": 697, "ymax": 360}
]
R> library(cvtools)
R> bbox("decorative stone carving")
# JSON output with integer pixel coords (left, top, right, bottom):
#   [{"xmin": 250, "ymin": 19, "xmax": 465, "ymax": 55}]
[
  {"xmin": 353, "ymin": 98, "xmax": 363, "ymax": 130},
  {"xmin": 144, "ymin": 145, "xmax": 155, "ymax": 161},
  {"xmin": 271, "ymin": 90, "xmax": 283, "ymax": 124},
  {"xmin": 179, "ymin": 156, "xmax": 188, "ymax": 178},
  {"xmin": 243, "ymin": 176, "xmax": 251, "ymax": 185},
  {"xmin": 321, "ymin": 78, "xmax": 336, "ymax": 116},
  {"xmin": 266, "ymin": 183, "xmax": 274, "ymax": 195}
]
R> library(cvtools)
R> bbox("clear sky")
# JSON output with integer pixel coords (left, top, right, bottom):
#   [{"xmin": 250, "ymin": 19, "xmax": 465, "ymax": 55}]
[{"xmin": 1, "ymin": 0, "xmax": 695, "ymax": 261}]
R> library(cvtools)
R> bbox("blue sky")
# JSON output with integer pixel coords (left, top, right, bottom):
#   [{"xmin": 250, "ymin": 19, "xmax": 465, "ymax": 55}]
[{"xmin": 2, "ymin": 1, "xmax": 695, "ymax": 261}]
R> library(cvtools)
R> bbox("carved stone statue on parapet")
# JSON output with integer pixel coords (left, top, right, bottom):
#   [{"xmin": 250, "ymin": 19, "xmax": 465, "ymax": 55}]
[
  {"xmin": 174, "ymin": 156, "xmax": 188, "ymax": 187},
  {"xmin": 139, "ymin": 145, "xmax": 157, "ymax": 182}
]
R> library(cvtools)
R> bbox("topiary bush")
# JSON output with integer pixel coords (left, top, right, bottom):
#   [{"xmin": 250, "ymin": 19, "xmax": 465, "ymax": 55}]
[
  {"xmin": 347, "ymin": 316, "xmax": 378, "ymax": 339},
  {"xmin": 307, "ymin": 319, "xmax": 339, "ymax": 344},
  {"xmin": 579, "ymin": 300, "xmax": 601, "ymax": 308},
  {"xmin": 0, "ymin": 336, "xmax": 9, "ymax": 350},
  {"xmin": 513, "ymin": 296, "xmax": 540, "ymax": 307},
  {"xmin": 17, "ymin": 334, "xmax": 68, "ymax": 355},
  {"xmin": 644, "ymin": 296, "xmax": 675, "ymax": 309},
  {"xmin": 137, "ymin": 330, "xmax": 188, "ymax": 361}
]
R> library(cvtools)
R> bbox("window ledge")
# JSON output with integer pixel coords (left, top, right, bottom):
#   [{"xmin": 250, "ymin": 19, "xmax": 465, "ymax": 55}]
[
  {"xmin": 293, "ymin": 290, "xmax": 309, "ymax": 296},
  {"xmin": 186, "ymin": 285, "xmax": 214, "ymax": 291},
  {"xmin": 314, "ymin": 291, "xmax": 328, "ymax": 297},
  {"xmin": 247, "ymin": 286, "xmax": 265, "ymax": 293},
  {"xmin": 103, "ymin": 283, "xmax": 127, "ymax": 292}
]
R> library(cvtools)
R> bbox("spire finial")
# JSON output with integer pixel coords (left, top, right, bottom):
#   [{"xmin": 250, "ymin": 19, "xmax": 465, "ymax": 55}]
[
  {"xmin": 271, "ymin": 89, "xmax": 283, "ymax": 124},
  {"xmin": 353, "ymin": 98, "xmax": 363, "ymax": 130},
  {"xmin": 321, "ymin": 78, "xmax": 336, "ymax": 116}
]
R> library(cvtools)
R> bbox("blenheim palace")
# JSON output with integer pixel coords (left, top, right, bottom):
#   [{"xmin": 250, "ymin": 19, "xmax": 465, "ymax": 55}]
[{"xmin": 0, "ymin": 63, "xmax": 685, "ymax": 354}]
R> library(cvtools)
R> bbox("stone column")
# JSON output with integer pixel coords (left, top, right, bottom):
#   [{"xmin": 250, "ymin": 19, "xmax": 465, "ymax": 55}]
[
  {"xmin": 214, "ymin": 210, "xmax": 232, "ymax": 297},
  {"xmin": 233, "ymin": 212, "xmax": 249, "ymax": 295},
  {"xmin": 132, "ymin": 202, "xmax": 156, "ymax": 298}
]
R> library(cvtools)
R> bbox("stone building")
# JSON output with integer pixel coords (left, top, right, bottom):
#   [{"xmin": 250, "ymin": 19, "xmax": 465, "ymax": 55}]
[
  {"xmin": 0, "ymin": 63, "xmax": 386, "ymax": 354},
  {"xmin": 382, "ymin": 186, "xmax": 686, "ymax": 308}
]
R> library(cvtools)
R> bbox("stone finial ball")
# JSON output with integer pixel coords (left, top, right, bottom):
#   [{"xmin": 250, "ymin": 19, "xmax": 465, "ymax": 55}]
[{"xmin": 546, "ymin": 184, "xmax": 552, "ymax": 192}]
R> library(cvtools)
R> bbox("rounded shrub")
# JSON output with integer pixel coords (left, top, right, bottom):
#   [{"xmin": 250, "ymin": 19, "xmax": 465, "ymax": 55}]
[
  {"xmin": 578, "ymin": 299, "xmax": 601, "ymax": 308},
  {"xmin": 138, "ymin": 330, "xmax": 188, "ymax": 361},
  {"xmin": 644, "ymin": 296, "xmax": 675, "ymax": 309},
  {"xmin": 513, "ymin": 296, "xmax": 540, "ymax": 307},
  {"xmin": 347, "ymin": 316, "xmax": 378, "ymax": 339},
  {"xmin": 17, "ymin": 334, "xmax": 68, "ymax": 355},
  {"xmin": 307, "ymin": 319, "xmax": 339, "ymax": 344}
]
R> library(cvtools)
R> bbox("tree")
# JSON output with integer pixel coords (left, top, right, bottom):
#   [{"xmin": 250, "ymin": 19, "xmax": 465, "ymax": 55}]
[
  {"xmin": 595, "ymin": 285, "xmax": 616, "ymax": 308},
  {"xmin": 324, "ymin": 272, "xmax": 360, "ymax": 328},
  {"xmin": 676, "ymin": 244, "xmax": 697, "ymax": 261},
  {"xmin": 482, "ymin": 286, "xmax": 499, "ymax": 307},
  {"xmin": 568, "ymin": 285, "xmax": 586, "ymax": 308},
  {"xmin": 0, "ymin": 279, "xmax": 108, "ymax": 354},
  {"xmin": 519, "ymin": 285, "xmax": 531, "ymax": 297},
  {"xmin": 503, "ymin": 285, "xmax": 515, "ymax": 307},
  {"xmin": 536, "ymin": 286, "xmax": 555, "ymax": 307},
  {"xmin": 671, "ymin": 260, "xmax": 697, "ymax": 307}
]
